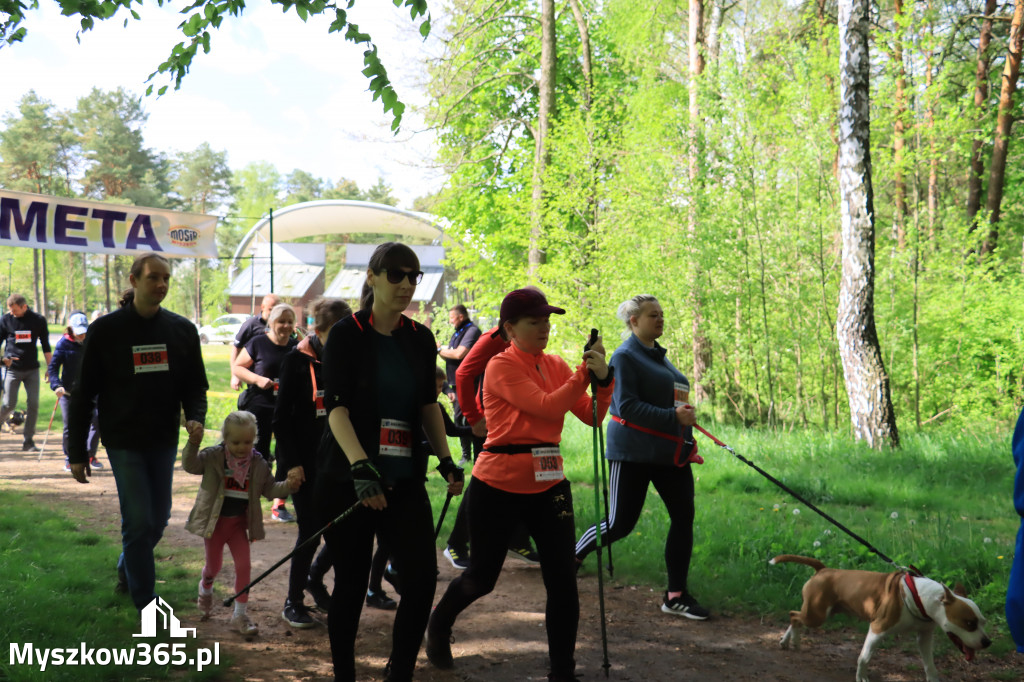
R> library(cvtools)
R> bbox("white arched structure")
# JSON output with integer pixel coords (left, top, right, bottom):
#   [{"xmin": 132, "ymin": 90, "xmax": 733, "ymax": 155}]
[{"xmin": 230, "ymin": 200, "xmax": 444, "ymax": 265}]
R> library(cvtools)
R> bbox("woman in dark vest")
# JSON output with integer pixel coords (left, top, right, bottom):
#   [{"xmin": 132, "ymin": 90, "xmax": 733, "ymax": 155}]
[{"xmin": 315, "ymin": 242, "xmax": 464, "ymax": 682}]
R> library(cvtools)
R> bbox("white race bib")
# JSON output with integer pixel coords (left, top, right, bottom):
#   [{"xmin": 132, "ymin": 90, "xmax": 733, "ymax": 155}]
[{"xmin": 532, "ymin": 446, "xmax": 563, "ymax": 482}]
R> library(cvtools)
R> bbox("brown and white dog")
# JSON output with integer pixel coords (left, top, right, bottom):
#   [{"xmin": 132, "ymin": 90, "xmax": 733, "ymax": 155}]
[{"xmin": 770, "ymin": 554, "xmax": 991, "ymax": 682}]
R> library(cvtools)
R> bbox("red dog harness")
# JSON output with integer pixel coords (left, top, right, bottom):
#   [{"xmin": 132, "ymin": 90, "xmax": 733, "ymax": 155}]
[
  {"xmin": 902, "ymin": 573, "xmax": 930, "ymax": 621},
  {"xmin": 610, "ymin": 415, "xmax": 704, "ymax": 467}
]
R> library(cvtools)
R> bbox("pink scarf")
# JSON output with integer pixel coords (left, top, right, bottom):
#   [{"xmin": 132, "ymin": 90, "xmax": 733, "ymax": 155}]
[{"xmin": 224, "ymin": 447, "xmax": 253, "ymax": 487}]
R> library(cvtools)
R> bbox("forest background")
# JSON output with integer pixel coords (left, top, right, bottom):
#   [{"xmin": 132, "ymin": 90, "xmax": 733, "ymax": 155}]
[{"xmin": 1, "ymin": 0, "xmax": 1024, "ymax": 440}]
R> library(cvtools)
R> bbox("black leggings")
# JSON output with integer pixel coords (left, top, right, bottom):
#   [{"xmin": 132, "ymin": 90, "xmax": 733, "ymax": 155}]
[
  {"xmin": 431, "ymin": 478, "xmax": 578, "ymax": 678},
  {"xmin": 575, "ymin": 460, "xmax": 695, "ymax": 593},
  {"xmin": 318, "ymin": 480, "xmax": 436, "ymax": 682},
  {"xmin": 286, "ymin": 480, "xmax": 332, "ymax": 604}
]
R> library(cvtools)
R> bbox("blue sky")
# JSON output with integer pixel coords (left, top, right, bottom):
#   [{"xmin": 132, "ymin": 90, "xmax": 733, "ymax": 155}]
[{"xmin": 0, "ymin": 1, "xmax": 442, "ymax": 210}]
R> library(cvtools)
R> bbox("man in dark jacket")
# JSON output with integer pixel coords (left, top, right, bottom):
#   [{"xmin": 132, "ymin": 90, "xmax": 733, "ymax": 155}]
[
  {"xmin": 0, "ymin": 293, "xmax": 53, "ymax": 451},
  {"xmin": 69, "ymin": 253, "xmax": 207, "ymax": 611}
]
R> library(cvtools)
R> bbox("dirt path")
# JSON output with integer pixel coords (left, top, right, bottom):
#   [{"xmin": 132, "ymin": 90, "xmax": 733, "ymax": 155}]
[{"xmin": 2, "ymin": 432, "xmax": 1021, "ymax": 682}]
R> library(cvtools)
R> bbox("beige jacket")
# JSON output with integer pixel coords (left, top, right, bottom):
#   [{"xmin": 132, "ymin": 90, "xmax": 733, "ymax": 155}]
[{"xmin": 182, "ymin": 441, "xmax": 292, "ymax": 541}]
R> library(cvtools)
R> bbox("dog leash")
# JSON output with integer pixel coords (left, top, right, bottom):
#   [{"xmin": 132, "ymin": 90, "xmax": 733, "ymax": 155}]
[{"xmin": 693, "ymin": 423, "xmax": 920, "ymax": 575}]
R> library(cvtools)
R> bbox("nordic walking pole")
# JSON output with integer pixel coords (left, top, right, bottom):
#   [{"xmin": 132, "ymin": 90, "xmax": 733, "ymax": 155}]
[
  {"xmin": 585, "ymin": 328, "xmax": 611, "ymax": 677},
  {"xmin": 434, "ymin": 492, "xmax": 453, "ymax": 542},
  {"xmin": 224, "ymin": 500, "xmax": 362, "ymax": 607},
  {"xmin": 584, "ymin": 331, "xmax": 614, "ymax": 577},
  {"xmin": 597, "ymin": 418, "xmax": 613, "ymax": 577},
  {"xmin": 38, "ymin": 399, "xmax": 59, "ymax": 462}
]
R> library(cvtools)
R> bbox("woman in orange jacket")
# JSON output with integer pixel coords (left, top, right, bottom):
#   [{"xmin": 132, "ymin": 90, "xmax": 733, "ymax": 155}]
[{"xmin": 427, "ymin": 288, "xmax": 613, "ymax": 682}]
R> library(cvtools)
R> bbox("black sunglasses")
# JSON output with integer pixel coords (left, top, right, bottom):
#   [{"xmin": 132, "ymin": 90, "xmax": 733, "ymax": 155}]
[{"xmin": 382, "ymin": 268, "xmax": 424, "ymax": 285}]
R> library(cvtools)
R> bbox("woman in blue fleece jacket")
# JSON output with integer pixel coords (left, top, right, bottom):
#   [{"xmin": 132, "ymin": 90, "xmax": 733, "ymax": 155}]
[
  {"xmin": 48, "ymin": 311, "xmax": 100, "ymax": 470},
  {"xmin": 1007, "ymin": 407, "xmax": 1024, "ymax": 652},
  {"xmin": 574, "ymin": 294, "xmax": 709, "ymax": 620}
]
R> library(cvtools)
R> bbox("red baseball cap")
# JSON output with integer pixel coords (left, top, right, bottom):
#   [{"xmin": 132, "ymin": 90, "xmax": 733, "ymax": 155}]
[{"xmin": 497, "ymin": 288, "xmax": 566, "ymax": 333}]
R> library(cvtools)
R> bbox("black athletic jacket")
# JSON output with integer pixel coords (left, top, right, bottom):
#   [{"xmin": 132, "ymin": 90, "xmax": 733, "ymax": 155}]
[
  {"xmin": 315, "ymin": 308, "xmax": 437, "ymax": 484},
  {"xmin": 1, "ymin": 307, "xmax": 51, "ymax": 370}
]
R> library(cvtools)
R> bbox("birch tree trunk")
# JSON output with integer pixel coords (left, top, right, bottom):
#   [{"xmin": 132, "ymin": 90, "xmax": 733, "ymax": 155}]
[
  {"xmin": 966, "ymin": 0, "xmax": 998, "ymax": 223},
  {"xmin": 529, "ymin": 0, "xmax": 556, "ymax": 276},
  {"xmin": 689, "ymin": 0, "xmax": 714, "ymax": 402},
  {"xmin": 980, "ymin": 0, "xmax": 1024, "ymax": 256},
  {"xmin": 837, "ymin": 0, "xmax": 900, "ymax": 448},
  {"xmin": 892, "ymin": 0, "xmax": 907, "ymax": 248}
]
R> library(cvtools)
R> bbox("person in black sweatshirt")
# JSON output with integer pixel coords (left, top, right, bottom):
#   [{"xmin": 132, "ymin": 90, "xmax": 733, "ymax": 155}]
[
  {"xmin": 68, "ymin": 252, "xmax": 208, "ymax": 611},
  {"xmin": 0, "ymin": 293, "xmax": 53, "ymax": 451},
  {"xmin": 273, "ymin": 296, "xmax": 352, "ymax": 628}
]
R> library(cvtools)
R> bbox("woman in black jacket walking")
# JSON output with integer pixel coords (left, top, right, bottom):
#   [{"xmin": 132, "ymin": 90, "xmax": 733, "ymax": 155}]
[
  {"xmin": 273, "ymin": 297, "xmax": 352, "ymax": 628},
  {"xmin": 315, "ymin": 242, "xmax": 464, "ymax": 682}
]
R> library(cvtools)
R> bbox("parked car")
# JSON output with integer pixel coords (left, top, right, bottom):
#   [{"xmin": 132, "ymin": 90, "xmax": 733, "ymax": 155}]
[{"xmin": 197, "ymin": 314, "xmax": 251, "ymax": 345}]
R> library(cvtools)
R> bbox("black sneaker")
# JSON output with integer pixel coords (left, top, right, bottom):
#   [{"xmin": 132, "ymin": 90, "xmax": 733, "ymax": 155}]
[
  {"xmin": 365, "ymin": 588, "xmax": 397, "ymax": 610},
  {"xmin": 272, "ymin": 506, "xmax": 296, "ymax": 523},
  {"xmin": 306, "ymin": 578, "xmax": 331, "ymax": 612},
  {"xmin": 507, "ymin": 545, "xmax": 540, "ymax": 564},
  {"xmin": 425, "ymin": 616, "xmax": 454, "ymax": 669},
  {"xmin": 282, "ymin": 600, "xmax": 317, "ymax": 629},
  {"xmin": 661, "ymin": 592, "xmax": 709, "ymax": 620},
  {"xmin": 443, "ymin": 546, "xmax": 469, "ymax": 570},
  {"xmin": 22, "ymin": 441, "xmax": 39, "ymax": 452}
]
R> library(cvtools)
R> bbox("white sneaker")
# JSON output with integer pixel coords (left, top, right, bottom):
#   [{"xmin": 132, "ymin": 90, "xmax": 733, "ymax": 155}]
[{"xmin": 230, "ymin": 612, "xmax": 259, "ymax": 635}]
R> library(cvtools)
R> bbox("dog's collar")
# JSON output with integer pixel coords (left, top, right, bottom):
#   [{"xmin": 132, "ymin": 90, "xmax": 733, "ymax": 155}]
[{"xmin": 901, "ymin": 573, "xmax": 931, "ymax": 622}]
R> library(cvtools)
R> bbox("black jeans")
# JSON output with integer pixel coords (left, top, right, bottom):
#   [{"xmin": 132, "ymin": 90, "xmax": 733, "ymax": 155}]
[
  {"xmin": 432, "ymin": 477, "xmax": 578, "ymax": 678},
  {"xmin": 574, "ymin": 460, "xmax": 695, "ymax": 593},
  {"xmin": 318, "ymin": 479, "xmax": 436, "ymax": 682}
]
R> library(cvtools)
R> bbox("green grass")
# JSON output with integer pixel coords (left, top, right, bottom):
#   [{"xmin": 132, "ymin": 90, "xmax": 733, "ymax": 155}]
[
  {"xmin": 546, "ymin": 418, "xmax": 1018, "ymax": 655},
  {"xmin": 0, "ymin": 490, "xmax": 227, "ymax": 682}
]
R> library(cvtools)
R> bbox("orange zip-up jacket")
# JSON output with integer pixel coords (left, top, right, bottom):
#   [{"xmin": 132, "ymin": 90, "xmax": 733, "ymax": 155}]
[{"xmin": 474, "ymin": 343, "xmax": 613, "ymax": 494}]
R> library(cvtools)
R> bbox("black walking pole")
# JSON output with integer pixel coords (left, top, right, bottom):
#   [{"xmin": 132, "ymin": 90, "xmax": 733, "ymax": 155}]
[
  {"xmin": 585, "ymin": 331, "xmax": 614, "ymax": 577},
  {"xmin": 434, "ymin": 492, "xmax": 453, "ymax": 542},
  {"xmin": 223, "ymin": 500, "xmax": 362, "ymax": 607},
  {"xmin": 585, "ymin": 329, "xmax": 611, "ymax": 677}
]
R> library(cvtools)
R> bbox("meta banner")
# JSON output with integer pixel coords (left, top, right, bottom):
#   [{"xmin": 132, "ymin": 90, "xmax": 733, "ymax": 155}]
[{"xmin": 0, "ymin": 189, "xmax": 218, "ymax": 258}]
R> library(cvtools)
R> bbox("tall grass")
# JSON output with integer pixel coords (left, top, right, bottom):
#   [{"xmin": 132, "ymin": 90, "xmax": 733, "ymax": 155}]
[{"xmin": 428, "ymin": 416, "xmax": 1019, "ymax": 654}]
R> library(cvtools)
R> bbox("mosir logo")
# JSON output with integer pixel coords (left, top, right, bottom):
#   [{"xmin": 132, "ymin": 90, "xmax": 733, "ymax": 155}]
[
  {"xmin": 9, "ymin": 597, "xmax": 219, "ymax": 673},
  {"xmin": 168, "ymin": 226, "xmax": 199, "ymax": 247}
]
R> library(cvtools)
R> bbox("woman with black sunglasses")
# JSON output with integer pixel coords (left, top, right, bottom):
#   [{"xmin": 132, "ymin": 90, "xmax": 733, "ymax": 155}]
[{"xmin": 314, "ymin": 242, "xmax": 465, "ymax": 682}]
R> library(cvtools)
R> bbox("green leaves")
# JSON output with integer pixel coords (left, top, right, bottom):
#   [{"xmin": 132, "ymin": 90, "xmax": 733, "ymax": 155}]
[{"xmin": 5, "ymin": 0, "xmax": 419, "ymax": 132}]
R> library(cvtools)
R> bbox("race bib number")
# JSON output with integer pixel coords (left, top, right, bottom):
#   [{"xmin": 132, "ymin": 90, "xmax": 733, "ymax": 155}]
[
  {"xmin": 133, "ymin": 344, "xmax": 169, "ymax": 374},
  {"xmin": 532, "ymin": 446, "xmax": 564, "ymax": 482},
  {"xmin": 314, "ymin": 390, "xmax": 326, "ymax": 417},
  {"xmin": 674, "ymin": 380, "xmax": 690, "ymax": 408},
  {"xmin": 379, "ymin": 419, "xmax": 412, "ymax": 458},
  {"xmin": 14, "ymin": 330, "xmax": 31, "ymax": 343}
]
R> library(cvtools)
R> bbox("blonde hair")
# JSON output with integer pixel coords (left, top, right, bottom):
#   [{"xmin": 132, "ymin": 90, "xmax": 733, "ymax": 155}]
[
  {"xmin": 617, "ymin": 294, "xmax": 659, "ymax": 339},
  {"xmin": 222, "ymin": 410, "xmax": 258, "ymax": 440},
  {"xmin": 266, "ymin": 303, "xmax": 295, "ymax": 326}
]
